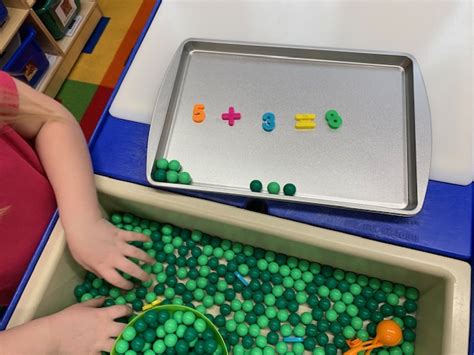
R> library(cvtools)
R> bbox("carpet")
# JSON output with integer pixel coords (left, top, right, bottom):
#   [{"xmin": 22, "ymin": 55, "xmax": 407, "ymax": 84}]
[{"xmin": 56, "ymin": 0, "xmax": 156, "ymax": 140}]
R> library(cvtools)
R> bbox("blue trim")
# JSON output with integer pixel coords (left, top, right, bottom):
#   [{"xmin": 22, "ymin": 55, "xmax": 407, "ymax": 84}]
[
  {"xmin": 0, "ymin": 212, "xmax": 59, "ymax": 330},
  {"xmin": 83, "ymin": 17, "xmax": 110, "ymax": 54}
]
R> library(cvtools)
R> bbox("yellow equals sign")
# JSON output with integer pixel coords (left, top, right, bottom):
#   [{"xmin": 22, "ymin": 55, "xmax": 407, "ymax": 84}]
[{"xmin": 295, "ymin": 113, "xmax": 316, "ymax": 130}]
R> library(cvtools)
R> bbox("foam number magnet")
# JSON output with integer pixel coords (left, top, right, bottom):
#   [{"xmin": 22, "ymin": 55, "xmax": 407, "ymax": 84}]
[
  {"xmin": 192, "ymin": 104, "xmax": 206, "ymax": 123},
  {"xmin": 262, "ymin": 112, "xmax": 275, "ymax": 132},
  {"xmin": 294, "ymin": 113, "xmax": 316, "ymax": 130}
]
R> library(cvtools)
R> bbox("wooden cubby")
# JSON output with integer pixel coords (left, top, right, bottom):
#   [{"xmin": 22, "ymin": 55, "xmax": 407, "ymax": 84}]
[{"xmin": 0, "ymin": 0, "xmax": 102, "ymax": 96}]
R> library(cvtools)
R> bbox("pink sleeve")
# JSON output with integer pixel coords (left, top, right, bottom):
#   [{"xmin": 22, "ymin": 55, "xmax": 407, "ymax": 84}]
[{"xmin": 0, "ymin": 71, "xmax": 19, "ymax": 117}]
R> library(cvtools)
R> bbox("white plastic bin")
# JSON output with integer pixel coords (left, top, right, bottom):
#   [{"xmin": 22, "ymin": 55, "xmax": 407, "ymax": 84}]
[{"xmin": 7, "ymin": 176, "xmax": 471, "ymax": 354}]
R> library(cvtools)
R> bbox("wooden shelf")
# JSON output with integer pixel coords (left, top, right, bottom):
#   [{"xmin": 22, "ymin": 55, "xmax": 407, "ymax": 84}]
[
  {"xmin": 36, "ymin": 53, "xmax": 63, "ymax": 92},
  {"xmin": 57, "ymin": 1, "xmax": 95, "ymax": 54},
  {"xmin": 0, "ymin": 7, "xmax": 29, "ymax": 53}
]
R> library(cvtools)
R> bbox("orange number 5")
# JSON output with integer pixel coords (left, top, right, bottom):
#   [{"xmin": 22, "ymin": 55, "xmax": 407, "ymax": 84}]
[{"xmin": 193, "ymin": 104, "xmax": 206, "ymax": 123}]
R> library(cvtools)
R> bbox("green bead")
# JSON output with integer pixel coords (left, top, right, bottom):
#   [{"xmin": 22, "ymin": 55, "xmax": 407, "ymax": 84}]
[
  {"xmin": 296, "ymin": 292, "xmax": 307, "ymax": 304},
  {"xmin": 387, "ymin": 293, "xmax": 400, "ymax": 306},
  {"xmin": 80, "ymin": 293, "xmax": 93, "ymax": 302},
  {"xmin": 267, "ymin": 182, "xmax": 280, "ymax": 194},
  {"xmin": 406, "ymin": 287, "xmax": 419, "ymax": 300},
  {"xmin": 357, "ymin": 275, "xmax": 369, "ymax": 286},
  {"xmin": 237, "ymin": 323, "xmax": 248, "ymax": 336},
  {"xmin": 280, "ymin": 324, "xmax": 292, "ymax": 337},
  {"xmin": 115, "ymin": 339, "xmax": 130, "ymax": 354},
  {"xmin": 125, "ymin": 351, "xmax": 137, "ymax": 355},
  {"xmin": 294, "ymin": 324, "xmax": 306, "ymax": 337},
  {"xmin": 350, "ymin": 283, "xmax": 362, "ymax": 296},
  {"xmin": 250, "ymin": 180, "xmax": 263, "ymax": 192},
  {"xmin": 131, "ymin": 337, "xmax": 145, "ymax": 352},
  {"xmin": 282, "ymin": 183, "xmax": 296, "ymax": 196},
  {"xmin": 168, "ymin": 160, "xmax": 181, "ymax": 172},
  {"xmin": 393, "ymin": 317, "xmax": 404, "ymax": 328},
  {"xmin": 394, "ymin": 284, "xmax": 406, "ymax": 297},
  {"xmin": 176, "ymin": 324, "xmax": 186, "ymax": 338},
  {"xmin": 266, "ymin": 306, "xmax": 277, "ymax": 319},
  {"xmin": 263, "ymin": 346, "xmax": 275, "ymax": 355},
  {"xmin": 178, "ymin": 172, "xmax": 192, "ymax": 184},
  {"xmin": 283, "ymin": 276, "xmax": 294, "ymax": 288},
  {"xmin": 249, "ymin": 324, "xmax": 260, "ymax": 337},
  {"xmin": 357, "ymin": 329, "xmax": 369, "ymax": 341},
  {"xmin": 326, "ymin": 309, "xmax": 338, "ymax": 322},
  {"xmin": 277, "ymin": 309, "xmax": 288, "ymax": 322},
  {"xmin": 346, "ymin": 304, "xmax": 358, "ymax": 317},
  {"xmin": 164, "ymin": 288, "xmax": 175, "ymax": 299},
  {"xmin": 369, "ymin": 278, "xmax": 381, "ymax": 289},
  {"xmin": 404, "ymin": 299, "xmax": 418, "ymax": 313},
  {"xmin": 343, "ymin": 326, "xmax": 356, "ymax": 339},
  {"xmin": 164, "ymin": 319, "xmax": 178, "ymax": 333},
  {"xmin": 329, "ymin": 289, "xmax": 342, "ymax": 302},
  {"xmin": 404, "ymin": 315, "xmax": 417, "ymax": 329},
  {"xmin": 276, "ymin": 342, "xmax": 288, "ymax": 354},
  {"xmin": 166, "ymin": 171, "xmax": 179, "ymax": 183},
  {"xmin": 351, "ymin": 316, "xmax": 363, "ymax": 330},
  {"xmin": 293, "ymin": 343, "xmax": 305, "ymax": 354},
  {"xmin": 257, "ymin": 316, "xmax": 269, "ymax": 328},
  {"xmin": 123, "ymin": 327, "xmax": 137, "ymax": 341},
  {"xmin": 164, "ymin": 334, "xmax": 177, "ymax": 347},
  {"xmin": 318, "ymin": 286, "xmax": 330, "ymax": 297},
  {"xmin": 342, "ymin": 292, "xmax": 354, "ymax": 304},
  {"xmin": 153, "ymin": 169, "xmax": 167, "ymax": 182},
  {"xmin": 156, "ymin": 158, "xmax": 169, "ymax": 170},
  {"xmin": 313, "ymin": 348, "xmax": 325, "ymax": 355},
  {"xmin": 381, "ymin": 280, "xmax": 393, "ymax": 293},
  {"xmin": 403, "ymin": 329, "xmax": 416, "ymax": 342},
  {"xmin": 301, "ymin": 312, "xmax": 312, "ymax": 325},
  {"xmin": 109, "ymin": 287, "xmax": 121, "ymax": 299},
  {"xmin": 316, "ymin": 333, "xmax": 328, "ymax": 346},
  {"xmin": 238, "ymin": 264, "xmax": 249, "ymax": 276},
  {"xmin": 334, "ymin": 301, "xmax": 346, "ymax": 314},
  {"xmin": 145, "ymin": 292, "xmax": 157, "ymax": 304},
  {"xmin": 389, "ymin": 346, "xmax": 403, "ymax": 355}
]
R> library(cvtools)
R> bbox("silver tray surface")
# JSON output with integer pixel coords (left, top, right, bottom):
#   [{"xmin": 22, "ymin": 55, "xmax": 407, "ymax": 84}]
[{"xmin": 147, "ymin": 39, "xmax": 431, "ymax": 215}]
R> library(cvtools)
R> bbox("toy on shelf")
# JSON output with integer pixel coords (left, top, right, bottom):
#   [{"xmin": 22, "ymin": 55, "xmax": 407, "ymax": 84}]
[{"xmin": 343, "ymin": 320, "xmax": 402, "ymax": 355}]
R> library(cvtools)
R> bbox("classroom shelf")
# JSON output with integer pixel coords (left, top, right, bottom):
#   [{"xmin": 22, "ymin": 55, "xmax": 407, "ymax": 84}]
[
  {"xmin": 0, "ymin": 0, "xmax": 101, "ymax": 96},
  {"xmin": 57, "ymin": 1, "xmax": 95, "ymax": 54},
  {"xmin": 0, "ymin": 7, "xmax": 29, "ymax": 53}
]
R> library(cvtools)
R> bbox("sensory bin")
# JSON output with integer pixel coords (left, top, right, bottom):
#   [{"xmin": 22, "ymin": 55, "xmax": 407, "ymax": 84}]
[{"xmin": 74, "ymin": 212, "xmax": 419, "ymax": 355}]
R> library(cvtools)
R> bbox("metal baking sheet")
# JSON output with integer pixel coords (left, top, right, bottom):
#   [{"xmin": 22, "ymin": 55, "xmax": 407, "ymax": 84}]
[{"xmin": 147, "ymin": 39, "xmax": 431, "ymax": 215}]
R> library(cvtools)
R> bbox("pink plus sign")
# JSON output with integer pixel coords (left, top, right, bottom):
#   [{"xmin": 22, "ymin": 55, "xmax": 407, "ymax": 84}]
[{"xmin": 221, "ymin": 107, "xmax": 241, "ymax": 126}]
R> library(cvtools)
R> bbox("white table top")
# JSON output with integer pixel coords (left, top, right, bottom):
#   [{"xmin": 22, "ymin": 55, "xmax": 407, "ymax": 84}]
[{"xmin": 110, "ymin": 0, "xmax": 473, "ymax": 185}]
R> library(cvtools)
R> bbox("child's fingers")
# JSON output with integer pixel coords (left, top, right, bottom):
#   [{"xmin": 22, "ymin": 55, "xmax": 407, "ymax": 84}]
[
  {"xmin": 108, "ymin": 322, "xmax": 127, "ymax": 338},
  {"xmin": 100, "ymin": 338, "xmax": 116, "ymax": 353},
  {"xmin": 105, "ymin": 305, "xmax": 133, "ymax": 320},
  {"xmin": 121, "ymin": 231, "xmax": 151, "ymax": 243},
  {"xmin": 102, "ymin": 268, "xmax": 134, "ymax": 290},
  {"xmin": 116, "ymin": 258, "xmax": 150, "ymax": 282},
  {"xmin": 80, "ymin": 296, "xmax": 105, "ymax": 308},
  {"xmin": 122, "ymin": 244, "xmax": 155, "ymax": 264}
]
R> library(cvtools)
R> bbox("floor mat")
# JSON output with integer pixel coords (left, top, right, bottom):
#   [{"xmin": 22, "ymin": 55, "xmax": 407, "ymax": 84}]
[{"xmin": 56, "ymin": 0, "xmax": 156, "ymax": 140}]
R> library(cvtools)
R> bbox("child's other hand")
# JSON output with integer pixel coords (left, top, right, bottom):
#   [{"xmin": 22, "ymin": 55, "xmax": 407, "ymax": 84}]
[
  {"xmin": 67, "ymin": 218, "xmax": 155, "ymax": 289},
  {"xmin": 50, "ymin": 297, "xmax": 131, "ymax": 354}
]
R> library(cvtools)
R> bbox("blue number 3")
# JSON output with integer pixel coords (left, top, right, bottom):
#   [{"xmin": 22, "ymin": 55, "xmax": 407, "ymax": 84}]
[{"xmin": 262, "ymin": 112, "xmax": 275, "ymax": 132}]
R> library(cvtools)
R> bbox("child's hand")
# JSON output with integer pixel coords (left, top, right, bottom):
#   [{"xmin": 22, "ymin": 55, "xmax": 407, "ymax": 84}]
[
  {"xmin": 67, "ymin": 218, "xmax": 155, "ymax": 289},
  {"xmin": 50, "ymin": 297, "xmax": 131, "ymax": 354},
  {"xmin": 0, "ymin": 298, "xmax": 131, "ymax": 354}
]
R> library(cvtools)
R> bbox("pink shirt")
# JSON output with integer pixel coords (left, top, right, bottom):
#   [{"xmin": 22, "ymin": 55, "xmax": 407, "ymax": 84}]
[{"xmin": 0, "ymin": 72, "xmax": 56, "ymax": 305}]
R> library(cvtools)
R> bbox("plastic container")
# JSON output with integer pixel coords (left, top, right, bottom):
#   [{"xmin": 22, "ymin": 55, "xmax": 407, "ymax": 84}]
[
  {"xmin": 2, "ymin": 25, "xmax": 49, "ymax": 87},
  {"xmin": 0, "ymin": 0, "xmax": 8, "ymax": 27},
  {"xmin": 34, "ymin": 0, "xmax": 81, "ymax": 40},
  {"xmin": 5, "ymin": 176, "xmax": 471, "ymax": 354},
  {"xmin": 111, "ymin": 305, "xmax": 228, "ymax": 355}
]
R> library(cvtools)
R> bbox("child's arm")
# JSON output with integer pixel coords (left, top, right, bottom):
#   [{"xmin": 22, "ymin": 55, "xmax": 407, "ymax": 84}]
[
  {"xmin": 0, "ymin": 298, "xmax": 130, "ymax": 354},
  {"xmin": 3, "ymin": 77, "xmax": 154, "ymax": 289}
]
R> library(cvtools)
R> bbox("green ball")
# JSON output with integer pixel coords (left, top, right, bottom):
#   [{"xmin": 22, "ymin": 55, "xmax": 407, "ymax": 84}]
[
  {"xmin": 283, "ymin": 183, "xmax": 296, "ymax": 196},
  {"xmin": 153, "ymin": 339, "xmax": 166, "ymax": 353},
  {"xmin": 250, "ymin": 180, "xmax": 263, "ymax": 192},
  {"xmin": 178, "ymin": 172, "xmax": 192, "ymax": 184},
  {"xmin": 343, "ymin": 326, "xmax": 356, "ymax": 339},
  {"xmin": 122, "ymin": 327, "xmax": 137, "ymax": 341},
  {"xmin": 164, "ymin": 333, "xmax": 177, "ymax": 347},
  {"xmin": 406, "ymin": 287, "xmax": 419, "ymax": 300},
  {"xmin": 156, "ymin": 158, "xmax": 169, "ymax": 170},
  {"xmin": 267, "ymin": 182, "xmax": 280, "ymax": 194},
  {"xmin": 115, "ymin": 339, "xmax": 129, "ymax": 354},
  {"xmin": 153, "ymin": 169, "xmax": 167, "ymax": 182},
  {"xmin": 168, "ymin": 160, "xmax": 181, "ymax": 172},
  {"xmin": 166, "ymin": 171, "xmax": 179, "ymax": 183}
]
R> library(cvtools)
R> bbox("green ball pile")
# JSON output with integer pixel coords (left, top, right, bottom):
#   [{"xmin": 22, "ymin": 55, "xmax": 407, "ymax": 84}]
[
  {"xmin": 74, "ymin": 212, "xmax": 419, "ymax": 354},
  {"xmin": 152, "ymin": 158, "xmax": 192, "ymax": 185},
  {"xmin": 114, "ymin": 307, "xmax": 224, "ymax": 355}
]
